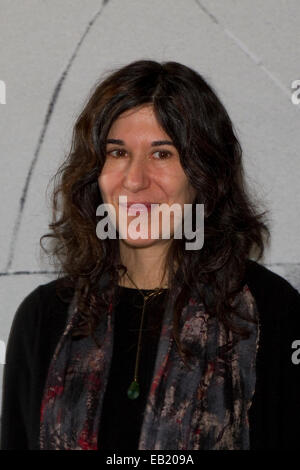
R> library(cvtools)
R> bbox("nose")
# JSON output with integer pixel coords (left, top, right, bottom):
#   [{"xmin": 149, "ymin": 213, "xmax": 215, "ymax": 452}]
[{"xmin": 122, "ymin": 157, "xmax": 150, "ymax": 192}]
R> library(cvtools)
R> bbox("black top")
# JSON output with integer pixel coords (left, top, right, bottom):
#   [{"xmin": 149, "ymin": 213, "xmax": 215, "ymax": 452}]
[
  {"xmin": 1, "ymin": 260, "xmax": 300, "ymax": 450},
  {"xmin": 98, "ymin": 286, "xmax": 168, "ymax": 450}
]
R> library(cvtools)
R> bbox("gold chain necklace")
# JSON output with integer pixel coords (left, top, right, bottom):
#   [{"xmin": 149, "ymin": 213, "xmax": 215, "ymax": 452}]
[{"xmin": 125, "ymin": 271, "xmax": 166, "ymax": 400}]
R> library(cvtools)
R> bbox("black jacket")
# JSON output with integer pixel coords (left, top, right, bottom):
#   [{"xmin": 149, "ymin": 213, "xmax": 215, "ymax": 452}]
[{"xmin": 1, "ymin": 259, "xmax": 300, "ymax": 450}]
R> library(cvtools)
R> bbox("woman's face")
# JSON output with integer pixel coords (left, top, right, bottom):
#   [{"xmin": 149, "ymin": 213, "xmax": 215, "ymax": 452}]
[{"xmin": 98, "ymin": 104, "xmax": 197, "ymax": 247}]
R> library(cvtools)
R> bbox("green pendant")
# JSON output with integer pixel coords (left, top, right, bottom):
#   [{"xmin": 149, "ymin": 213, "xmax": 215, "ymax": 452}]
[{"xmin": 127, "ymin": 380, "xmax": 140, "ymax": 400}]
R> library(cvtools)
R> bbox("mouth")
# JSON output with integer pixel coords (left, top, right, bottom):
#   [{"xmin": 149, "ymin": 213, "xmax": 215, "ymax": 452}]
[{"xmin": 118, "ymin": 201, "xmax": 160, "ymax": 213}]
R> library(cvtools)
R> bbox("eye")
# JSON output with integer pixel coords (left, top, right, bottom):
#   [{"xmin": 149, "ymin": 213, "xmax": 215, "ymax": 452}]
[
  {"xmin": 153, "ymin": 150, "xmax": 172, "ymax": 160},
  {"xmin": 106, "ymin": 148, "xmax": 127, "ymax": 158},
  {"xmin": 106, "ymin": 148, "xmax": 173, "ymax": 160}
]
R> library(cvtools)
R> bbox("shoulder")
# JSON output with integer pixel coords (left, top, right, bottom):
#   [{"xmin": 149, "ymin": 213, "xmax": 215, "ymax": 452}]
[
  {"xmin": 12, "ymin": 277, "xmax": 72, "ymax": 324},
  {"xmin": 244, "ymin": 259, "xmax": 300, "ymax": 333},
  {"xmin": 245, "ymin": 259, "xmax": 299, "ymax": 294},
  {"xmin": 7, "ymin": 278, "xmax": 72, "ymax": 358},
  {"xmin": 9, "ymin": 284, "xmax": 43, "ymax": 340},
  {"xmin": 245, "ymin": 259, "xmax": 300, "ymax": 302}
]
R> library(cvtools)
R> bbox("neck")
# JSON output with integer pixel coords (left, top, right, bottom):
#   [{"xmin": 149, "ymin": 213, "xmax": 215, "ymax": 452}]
[{"xmin": 118, "ymin": 239, "xmax": 172, "ymax": 290}]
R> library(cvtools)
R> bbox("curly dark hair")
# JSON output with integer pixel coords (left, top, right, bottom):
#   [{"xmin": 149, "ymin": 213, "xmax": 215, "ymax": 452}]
[{"xmin": 40, "ymin": 59, "xmax": 271, "ymax": 368}]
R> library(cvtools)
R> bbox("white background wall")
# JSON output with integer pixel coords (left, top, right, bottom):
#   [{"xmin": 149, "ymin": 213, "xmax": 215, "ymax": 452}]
[{"xmin": 1, "ymin": 0, "xmax": 300, "ymax": 422}]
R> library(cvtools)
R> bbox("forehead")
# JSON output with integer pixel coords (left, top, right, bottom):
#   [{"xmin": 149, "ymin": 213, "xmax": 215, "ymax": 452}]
[
  {"xmin": 118, "ymin": 104, "xmax": 154, "ymax": 119},
  {"xmin": 107, "ymin": 104, "xmax": 166, "ymax": 136}
]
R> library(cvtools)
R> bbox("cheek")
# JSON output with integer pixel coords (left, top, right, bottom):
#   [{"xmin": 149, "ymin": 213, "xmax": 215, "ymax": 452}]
[
  {"xmin": 167, "ymin": 174, "xmax": 195, "ymax": 201},
  {"xmin": 158, "ymin": 169, "xmax": 182, "ymax": 195},
  {"xmin": 178, "ymin": 173, "xmax": 197, "ymax": 202},
  {"xmin": 98, "ymin": 170, "xmax": 117, "ymax": 193},
  {"xmin": 97, "ymin": 174, "xmax": 112, "ymax": 203},
  {"xmin": 97, "ymin": 174, "xmax": 105, "ymax": 192}
]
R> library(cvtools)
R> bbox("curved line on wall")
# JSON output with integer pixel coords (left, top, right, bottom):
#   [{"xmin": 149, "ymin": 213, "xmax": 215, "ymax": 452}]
[{"xmin": 5, "ymin": 0, "xmax": 110, "ymax": 272}]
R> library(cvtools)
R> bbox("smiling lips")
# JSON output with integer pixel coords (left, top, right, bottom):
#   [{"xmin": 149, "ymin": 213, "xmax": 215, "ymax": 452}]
[{"xmin": 119, "ymin": 201, "xmax": 160, "ymax": 212}]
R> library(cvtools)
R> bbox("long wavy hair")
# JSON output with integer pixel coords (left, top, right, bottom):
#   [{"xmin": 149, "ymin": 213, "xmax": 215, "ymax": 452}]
[{"xmin": 40, "ymin": 59, "xmax": 271, "ymax": 367}]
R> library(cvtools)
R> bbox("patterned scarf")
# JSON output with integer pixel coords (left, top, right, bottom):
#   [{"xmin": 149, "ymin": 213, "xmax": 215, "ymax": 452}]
[{"xmin": 39, "ymin": 272, "xmax": 260, "ymax": 450}]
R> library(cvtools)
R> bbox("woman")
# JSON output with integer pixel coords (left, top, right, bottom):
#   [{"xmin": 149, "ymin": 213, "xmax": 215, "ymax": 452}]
[{"xmin": 1, "ymin": 60, "xmax": 300, "ymax": 450}]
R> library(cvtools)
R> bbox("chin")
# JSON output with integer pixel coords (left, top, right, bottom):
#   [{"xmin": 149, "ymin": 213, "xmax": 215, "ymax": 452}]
[{"xmin": 118, "ymin": 235, "xmax": 168, "ymax": 249}]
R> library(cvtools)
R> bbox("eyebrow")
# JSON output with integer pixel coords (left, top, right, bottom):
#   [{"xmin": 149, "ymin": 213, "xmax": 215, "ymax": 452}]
[{"xmin": 106, "ymin": 139, "xmax": 174, "ymax": 146}]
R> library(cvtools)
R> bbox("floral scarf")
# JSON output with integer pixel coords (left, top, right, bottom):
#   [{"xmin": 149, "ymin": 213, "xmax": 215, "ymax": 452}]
[{"xmin": 39, "ymin": 273, "xmax": 260, "ymax": 450}]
